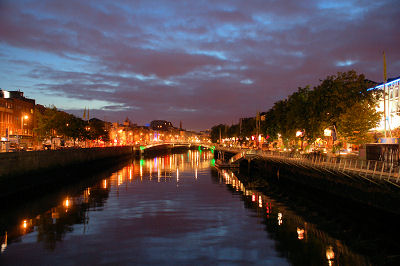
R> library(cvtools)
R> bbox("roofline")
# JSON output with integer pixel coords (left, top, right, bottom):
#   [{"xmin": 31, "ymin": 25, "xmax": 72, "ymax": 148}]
[{"xmin": 367, "ymin": 76, "xmax": 400, "ymax": 91}]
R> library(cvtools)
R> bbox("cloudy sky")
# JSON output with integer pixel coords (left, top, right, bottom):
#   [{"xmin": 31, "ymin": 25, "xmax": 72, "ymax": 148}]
[{"xmin": 1, "ymin": 0, "xmax": 399, "ymax": 131}]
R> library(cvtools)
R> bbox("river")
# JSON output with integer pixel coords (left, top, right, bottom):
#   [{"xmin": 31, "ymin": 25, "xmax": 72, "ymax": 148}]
[{"xmin": 0, "ymin": 150, "xmax": 389, "ymax": 265}]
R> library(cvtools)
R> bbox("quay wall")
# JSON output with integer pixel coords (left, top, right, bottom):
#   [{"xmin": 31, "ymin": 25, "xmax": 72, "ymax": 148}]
[
  {"xmin": 241, "ymin": 157, "xmax": 400, "ymax": 215},
  {"xmin": 0, "ymin": 146, "xmax": 137, "ymax": 179},
  {"xmin": 212, "ymin": 147, "xmax": 400, "ymax": 214},
  {"xmin": 0, "ymin": 145, "xmax": 195, "ymax": 201}
]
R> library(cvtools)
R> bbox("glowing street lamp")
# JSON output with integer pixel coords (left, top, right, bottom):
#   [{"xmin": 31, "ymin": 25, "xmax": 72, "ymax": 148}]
[{"xmin": 21, "ymin": 114, "xmax": 29, "ymax": 134}]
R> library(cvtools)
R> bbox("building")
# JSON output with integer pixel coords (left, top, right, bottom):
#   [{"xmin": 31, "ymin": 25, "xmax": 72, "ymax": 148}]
[
  {"xmin": 369, "ymin": 76, "xmax": 400, "ymax": 133},
  {"xmin": 150, "ymin": 120, "xmax": 173, "ymax": 131},
  {"xmin": 0, "ymin": 90, "xmax": 35, "ymax": 149}
]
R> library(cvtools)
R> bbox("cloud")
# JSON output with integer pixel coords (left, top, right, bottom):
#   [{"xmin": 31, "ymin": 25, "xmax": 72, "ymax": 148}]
[{"xmin": 0, "ymin": 0, "xmax": 399, "ymax": 130}]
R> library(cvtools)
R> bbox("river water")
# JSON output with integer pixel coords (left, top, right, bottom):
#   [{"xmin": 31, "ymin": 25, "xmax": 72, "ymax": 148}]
[{"xmin": 0, "ymin": 150, "xmax": 382, "ymax": 265}]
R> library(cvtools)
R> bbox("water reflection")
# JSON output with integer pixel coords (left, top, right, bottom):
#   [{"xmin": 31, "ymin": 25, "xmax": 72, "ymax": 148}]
[
  {"xmin": 0, "ymin": 150, "xmax": 382, "ymax": 265},
  {"xmin": 215, "ymin": 169, "xmax": 370, "ymax": 266},
  {"xmin": 0, "ymin": 151, "xmax": 213, "ymax": 255}
]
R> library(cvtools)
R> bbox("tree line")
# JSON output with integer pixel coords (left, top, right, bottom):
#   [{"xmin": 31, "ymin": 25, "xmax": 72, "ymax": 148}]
[
  {"xmin": 211, "ymin": 70, "xmax": 382, "ymax": 149},
  {"xmin": 35, "ymin": 106, "xmax": 109, "ymax": 145}
]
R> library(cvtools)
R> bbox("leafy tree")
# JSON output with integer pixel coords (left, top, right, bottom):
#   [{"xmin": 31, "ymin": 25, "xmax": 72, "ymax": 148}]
[
  {"xmin": 336, "ymin": 101, "xmax": 382, "ymax": 144},
  {"xmin": 313, "ymin": 70, "xmax": 378, "ymax": 130},
  {"xmin": 35, "ymin": 106, "xmax": 60, "ymax": 140},
  {"xmin": 261, "ymin": 109, "xmax": 279, "ymax": 142},
  {"xmin": 210, "ymin": 124, "xmax": 228, "ymax": 143},
  {"xmin": 88, "ymin": 118, "xmax": 109, "ymax": 142},
  {"xmin": 240, "ymin": 117, "xmax": 256, "ymax": 137},
  {"xmin": 227, "ymin": 124, "xmax": 240, "ymax": 138},
  {"xmin": 35, "ymin": 106, "xmax": 110, "ymax": 145},
  {"xmin": 209, "ymin": 70, "xmax": 381, "ymax": 147},
  {"xmin": 65, "ymin": 115, "xmax": 86, "ymax": 144}
]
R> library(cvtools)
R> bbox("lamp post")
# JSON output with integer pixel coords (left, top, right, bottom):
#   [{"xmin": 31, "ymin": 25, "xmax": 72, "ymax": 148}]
[
  {"xmin": 20, "ymin": 114, "xmax": 29, "ymax": 146},
  {"xmin": 21, "ymin": 115, "xmax": 29, "ymax": 133}
]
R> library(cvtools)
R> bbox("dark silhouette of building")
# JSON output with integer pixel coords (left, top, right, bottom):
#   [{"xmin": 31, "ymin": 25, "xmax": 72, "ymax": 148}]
[{"xmin": 150, "ymin": 120, "xmax": 173, "ymax": 131}]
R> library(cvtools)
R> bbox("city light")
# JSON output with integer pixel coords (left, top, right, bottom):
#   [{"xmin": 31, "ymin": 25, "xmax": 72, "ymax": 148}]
[
  {"xmin": 326, "ymin": 246, "xmax": 335, "ymax": 265},
  {"xmin": 297, "ymin": 227, "xmax": 305, "ymax": 240}
]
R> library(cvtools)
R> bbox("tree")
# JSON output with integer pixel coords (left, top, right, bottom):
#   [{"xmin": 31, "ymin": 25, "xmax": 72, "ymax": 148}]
[
  {"xmin": 209, "ymin": 70, "xmax": 381, "ymax": 147},
  {"xmin": 210, "ymin": 124, "xmax": 227, "ymax": 143},
  {"xmin": 336, "ymin": 101, "xmax": 382, "ymax": 144},
  {"xmin": 313, "ymin": 70, "xmax": 378, "ymax": 129},
  {"xmin": 88, "ymin": 118, "xmax": 109, "ymax": 142},
  {"xmin": 35, "ymin": 106, "xmax": 60, "ymax": 140},
  {"xmin": 261, "ymin": 109, "xmax": 279, "ymax": 142},
  {"xmin": 65, "ymin": 115, "xmax": 86, "ymax": 144}
]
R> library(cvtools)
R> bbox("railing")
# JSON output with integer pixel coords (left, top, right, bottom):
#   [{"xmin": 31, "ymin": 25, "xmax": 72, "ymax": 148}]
[
  {"xmin": 229, "ymin": 152, "xmax": 246, "ymax": 163},
  {"xmin": 215, "ymin": 146, "xmax": 400, "ymax": 186}
]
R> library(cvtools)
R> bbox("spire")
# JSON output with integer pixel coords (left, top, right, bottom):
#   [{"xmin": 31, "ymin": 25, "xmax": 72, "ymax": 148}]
[{"xmin": 383, "ymin": 51, "xmax": 387, "ymax": 83}]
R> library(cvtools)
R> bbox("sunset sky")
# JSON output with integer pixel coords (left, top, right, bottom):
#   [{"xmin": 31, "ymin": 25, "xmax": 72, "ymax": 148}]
[{"xmin": 1, "ymin": 0, "xmax": 399, "ymax": 130}]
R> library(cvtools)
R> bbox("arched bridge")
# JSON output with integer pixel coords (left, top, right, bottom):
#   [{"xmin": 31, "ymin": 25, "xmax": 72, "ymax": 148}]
[{"xmin": 138, "ymin": 142, "xmax": 215, "ymax": 151}]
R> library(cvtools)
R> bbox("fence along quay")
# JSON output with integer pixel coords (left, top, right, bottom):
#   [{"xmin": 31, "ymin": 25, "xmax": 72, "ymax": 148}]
[
  {"xmin": 214, "ymin": 146, "xmax": 400, "ymax": 214},
  {"xmin": 216, "ymin": 147, "xmax": 400, "ymax": 186}
]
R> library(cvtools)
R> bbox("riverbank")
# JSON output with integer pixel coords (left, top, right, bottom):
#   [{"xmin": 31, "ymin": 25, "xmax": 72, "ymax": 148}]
[
  {"xmin": 216, "ymin": 167, "xmax": 400, "ymax": 265},
  {"xmin": 0, "ymin": 146, "xmax": 137, "ymax": 178},
  {"xmin": 236, "ymin": 157, "xmax": 400, "ymax": 215},
  {"xmin": 0, "ymin": 147, "xmax": 138, "ymax": 204},
  {"xmin": 0, "ymin": 145, "xmax": 202, "ymax": 204}
]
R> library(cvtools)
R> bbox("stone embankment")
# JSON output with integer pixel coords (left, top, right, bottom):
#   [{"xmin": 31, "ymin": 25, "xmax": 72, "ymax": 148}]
[
  {"xmin": 0, "ymin": 146, "xmax": 137, "ymax": 179},
  {"xmin": 0, "ymin": 146, "xmax": 139, "ymax": 201}
]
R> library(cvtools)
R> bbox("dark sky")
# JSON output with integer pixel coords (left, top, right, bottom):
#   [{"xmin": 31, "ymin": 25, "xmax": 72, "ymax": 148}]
[{"xmin": 1, "ymin": 0, "xmax": 399, "ymax": 131}]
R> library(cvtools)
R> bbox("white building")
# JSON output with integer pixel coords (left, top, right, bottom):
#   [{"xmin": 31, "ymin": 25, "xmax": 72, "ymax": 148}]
[{"xmin": 370, "ymin": 76, "xmax": 400, "ymax": 132}]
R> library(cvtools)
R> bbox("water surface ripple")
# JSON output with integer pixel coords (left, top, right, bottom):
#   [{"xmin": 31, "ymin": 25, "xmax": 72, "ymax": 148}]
[{"xmin": 0, "ymin": 151, "xmax": 371, "ymax": 265}]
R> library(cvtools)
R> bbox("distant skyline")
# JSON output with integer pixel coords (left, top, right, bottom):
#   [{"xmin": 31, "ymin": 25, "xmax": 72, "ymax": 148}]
[{"xmin": 1, "ymin": 0, "xmax": 399, "ymax": 131}]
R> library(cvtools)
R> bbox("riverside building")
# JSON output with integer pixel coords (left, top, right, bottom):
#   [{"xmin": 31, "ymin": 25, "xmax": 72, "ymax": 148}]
[
  {"xmin": 0, "ymin": 90, "xmax": 35, "ymax": 150},
  {"xmin": 369, "ymin": 76, "xmax": 400, "ymax": 135}
]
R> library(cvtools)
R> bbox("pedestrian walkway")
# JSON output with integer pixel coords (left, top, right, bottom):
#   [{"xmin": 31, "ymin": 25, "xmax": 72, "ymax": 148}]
[{"xmin": 215, "ymin": 146, "xmax": 400, "ymax": 188}]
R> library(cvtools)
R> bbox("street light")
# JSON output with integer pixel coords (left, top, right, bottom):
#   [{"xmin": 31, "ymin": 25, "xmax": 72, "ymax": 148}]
[
  {"xmin": 19, "ymin": 114, "xmax": 29, "ymax": 150},
  {"xmin": 21, "ymin": 114, "xmax": 29, "ymax": 135},
  {"xmin": 21, "ymin": 114, "xmax": 29, "ymax": 133}
]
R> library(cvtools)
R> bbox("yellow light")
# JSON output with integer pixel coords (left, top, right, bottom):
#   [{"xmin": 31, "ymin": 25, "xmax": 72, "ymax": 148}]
[
  {"xmin": 118, "ymin": 174, "xmax": 123, "ymax": 186},
  {"xmin": 326, "ymin": 246, "xmax": 335, "ymax": 261},
  {"xmin": 278, "ymin": 213, "xmax": 283, "ymax": 225},
  {"xmin": 22, "ymin": 220, "xmax": 27, "ymax": 229},
  {"xmin": 24, "ymin": 115, "xmax": 29, "ymax": 120},
  {"xmin": 324, "ymin": 129, "xmax": 332, "ymax": 136},
  {"xmin": 63, "ymin": 198, "xmax": 71, "ymax": 209},
  {"xmin": 1, "ymin": 232, "xmax": 7, "ymax": 253},
  {"xmin": 297, "ymin": 227, "xmax": 305, "ymax": 240}
]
